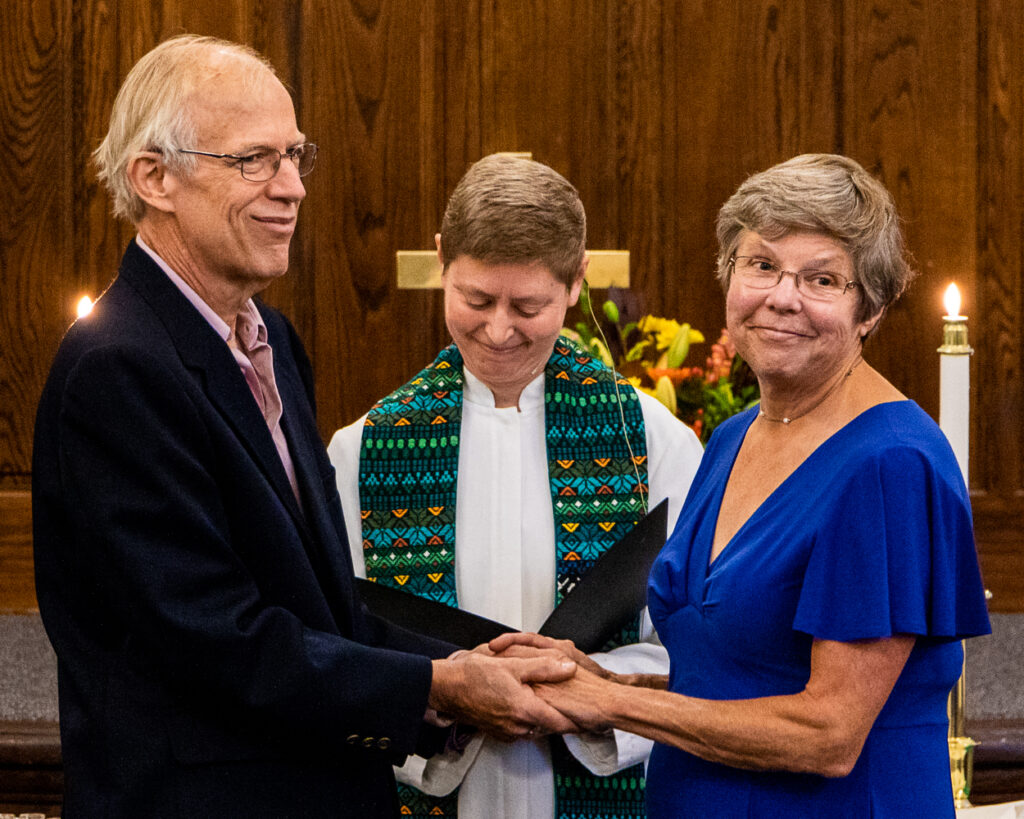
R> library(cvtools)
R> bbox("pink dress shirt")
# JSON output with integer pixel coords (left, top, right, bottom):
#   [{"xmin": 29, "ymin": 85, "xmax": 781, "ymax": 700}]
[{"xmin": 136, "ymin": 237, "xmax": 301, "ymax": 503}]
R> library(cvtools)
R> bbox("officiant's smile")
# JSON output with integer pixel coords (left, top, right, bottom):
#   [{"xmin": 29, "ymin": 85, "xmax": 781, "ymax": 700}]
[{"xmin": 440, "ymin": 253, "xmax": 585, "ymax": 409}]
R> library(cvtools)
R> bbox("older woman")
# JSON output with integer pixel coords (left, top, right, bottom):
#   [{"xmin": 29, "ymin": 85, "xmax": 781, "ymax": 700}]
[
  {"xmin": 503, "ymin": 154, "xmax": 991, "ymax": 817},
  {"xmin": 328, "ymin": 154, "xmax": 704, "ymax": 819}
]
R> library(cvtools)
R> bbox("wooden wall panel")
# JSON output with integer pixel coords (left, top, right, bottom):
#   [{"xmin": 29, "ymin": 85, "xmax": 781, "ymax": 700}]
[
  {"xmin": 973, "ymin": 0, "xmax": 1024, "ymax": 610},
  {"xmin": 3, "ymin": 0, "xmax": 1024, "ymax": 611},
  {"xmin": 842, "ymin": 0, "xmax": 978, "ymax": 422},
  {"xmin": 245, "ymin": 2, "xmax": 310, "ymax": 330},
  {"xmin": 655, "ymin": 2, "xmax": 842, "ymax": 337},
  {"xmin": 0, "ymin": 0, "xmax": 71, "ymax": 488},
  {"xmin": 301, "ymin": 0, "xmax": 448, "ymax": 432},
  {"xmin": 0, "ymin": 492, "xmax": 35, "ymax": 613},
  {"xmin": 75, "ymin": 1, "xmax": 135, "ymax": 318},
  {"xmin": 439, "ymin": 0, "xmax": 625, "ymax": 339},
  {"xmin": 977, "ymin": 0, "xmax": 1024, "ymax": 499}
]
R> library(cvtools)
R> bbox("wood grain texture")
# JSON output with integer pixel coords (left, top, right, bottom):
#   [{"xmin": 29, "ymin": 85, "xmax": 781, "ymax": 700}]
[
  {"xmin": 0, "ymin": 493, "xmax": 36, "ymax": 614},
  {"xmin": 301, "ymin": 0, "xmax": 448, "ymax": 431},
  {"xmin": 2, "ymin": 0, "xmax": 1023, "ymax": 611},
  {"xmin": 971, "ymin": 0, "xmax": 1024, "ymax": 609},
  {"xmin": 0, "ymin": 719, "xmax": 62, "ymax": 815},
  {"xmin": 842, "ymin": 0, "xmax": 978, "ymax": 422},
  {"xmin": 977, "ymin": 0, "xmax": 1024, "ymax": 498},
  {"xmin": 0, "ymin": 1, "xmax": 71, "ymax": 485},
  {"xmin": 654, "ymin": 1, "xmax": 842, "ymax": 338}
]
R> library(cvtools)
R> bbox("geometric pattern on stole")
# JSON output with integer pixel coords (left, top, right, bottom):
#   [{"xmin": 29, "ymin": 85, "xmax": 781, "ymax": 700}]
[{"xmin": 359, "ymin": 337, "xmax": 651, "ymax": 818}]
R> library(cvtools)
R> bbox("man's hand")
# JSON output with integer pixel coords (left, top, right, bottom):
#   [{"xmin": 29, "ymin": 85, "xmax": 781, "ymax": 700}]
[
  {"xmin": 429, "ymin": 650, "xmax": 579, "ymax": 741},
  {"xmin": 490, "ymin": 631, "xmax": 615, "ymax": 680}
]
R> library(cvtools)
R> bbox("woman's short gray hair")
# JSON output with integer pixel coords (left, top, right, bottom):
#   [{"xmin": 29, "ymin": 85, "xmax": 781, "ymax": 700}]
[
  {"xmin": 439, "ymin": 154, "xmax": 586, "ymax": 287},
  {"xmin": 93, "ymin": 34, "xmax": 278, "ymax": 224},
  {"xmin": 715, "ymin": 154, "xmax": 915, "ymax": 325}
]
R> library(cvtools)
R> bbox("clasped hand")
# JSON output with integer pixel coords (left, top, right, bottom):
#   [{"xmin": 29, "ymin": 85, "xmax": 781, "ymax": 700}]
[
  {"xmin": 431, "ymin": 632, "xmax": 660, "ymax": 742},
  {"xmin": 485, "ymin": 632, "xmax": 623, "ymax": 736},
  {"xmin": 429, "ymin": 638, "xmax": 579, "ymax": 742}
]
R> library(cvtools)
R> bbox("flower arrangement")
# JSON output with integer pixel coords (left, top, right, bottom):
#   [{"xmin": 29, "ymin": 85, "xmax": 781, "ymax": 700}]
[{"xmin": 565, "ymin": 286, "xmax": 760, "ymax": 443}]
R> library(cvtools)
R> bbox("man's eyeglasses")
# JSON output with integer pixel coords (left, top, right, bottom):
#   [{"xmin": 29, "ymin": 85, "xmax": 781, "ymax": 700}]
[
  {"xmin": 729, "ymin": 255, "xmax": 859, "ymax": 302},
  {"xmin": 177, "ymin": 142, "xmax": 318, "ymax": 182}
]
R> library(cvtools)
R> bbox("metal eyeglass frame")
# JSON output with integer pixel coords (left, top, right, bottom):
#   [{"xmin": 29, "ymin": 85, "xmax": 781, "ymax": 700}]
[
  {"xmin": 176, "ymin": 142, "xmax": 318, "ymax": 181},
  {"xmin": 729, "ymin": 255, "xmax": 859, "ymax": 300}
]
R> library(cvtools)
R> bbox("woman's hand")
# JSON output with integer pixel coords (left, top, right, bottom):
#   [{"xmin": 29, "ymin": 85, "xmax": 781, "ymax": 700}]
[{"xmin": 532, "ymin": 665, "xmax": 620, "ymax": 734}]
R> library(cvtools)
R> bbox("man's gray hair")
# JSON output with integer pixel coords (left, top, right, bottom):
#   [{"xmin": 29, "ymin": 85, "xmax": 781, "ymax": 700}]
[
  {"xmin": 93, "ymin": 34, "xmax": 278, "ymax": 224},
  {"xmin": 439, "ymin": 153, "xmax": 586, "ymax": 287},
  {"xmin": 715, "ymin": 154, "xmax": 915, "ymax": 326}
]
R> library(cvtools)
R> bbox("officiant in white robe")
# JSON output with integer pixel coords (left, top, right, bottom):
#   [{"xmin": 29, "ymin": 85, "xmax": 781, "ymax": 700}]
[{"xmin": 327, "ymin": 153, "xmax": 704, "ymax": 819}]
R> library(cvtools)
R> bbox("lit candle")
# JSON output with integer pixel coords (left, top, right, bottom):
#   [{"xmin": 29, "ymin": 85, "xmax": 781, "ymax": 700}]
[
  {"xmin": 938, "ymin": 283, "xmax": 972, "ymax": 484},
  {"xmin": 76, "ymin": 295, "xmax": 94, "ymax": 318},
  {"xmin": 939, "ymin": 282, "xmax": 976, "ymax": 808}
]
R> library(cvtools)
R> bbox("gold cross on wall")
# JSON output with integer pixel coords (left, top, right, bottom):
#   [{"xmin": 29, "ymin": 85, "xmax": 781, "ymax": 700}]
[{"xmin": 396, "ymin": 152, "xmax": 630, "ymax": 289}]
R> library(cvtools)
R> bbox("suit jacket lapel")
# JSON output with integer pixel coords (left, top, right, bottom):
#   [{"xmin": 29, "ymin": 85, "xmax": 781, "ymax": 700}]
[
  {"xmin": 274, "ymin": 351, "xmax": 351, "ymax": 574},
  {"xmin": 117, "ymin": 241, "xmax": 310, "ymax": 534}
]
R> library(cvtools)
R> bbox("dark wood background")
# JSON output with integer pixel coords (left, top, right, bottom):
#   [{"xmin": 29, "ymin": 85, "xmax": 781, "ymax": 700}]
[{"xmin": 2, "ymin": 0, "xmax": 1022, "ymax": 612}]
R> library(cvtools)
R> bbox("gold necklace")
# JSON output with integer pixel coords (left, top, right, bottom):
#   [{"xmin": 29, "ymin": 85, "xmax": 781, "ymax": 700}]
[{"xmin": 758, "ymin": 357, "xmax": 863, "ymax": 425}]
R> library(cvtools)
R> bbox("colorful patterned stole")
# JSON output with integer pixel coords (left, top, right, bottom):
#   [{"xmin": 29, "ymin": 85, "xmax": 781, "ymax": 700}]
[{"xmin": 359, "ymin": 337, "xmax": 650, "ymax": 819}]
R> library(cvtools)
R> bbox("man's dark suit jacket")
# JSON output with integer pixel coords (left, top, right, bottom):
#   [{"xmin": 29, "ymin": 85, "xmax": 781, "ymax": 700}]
[{"xmin": 32, "ymin": 240, "xmax": 453, "ymax": 817}]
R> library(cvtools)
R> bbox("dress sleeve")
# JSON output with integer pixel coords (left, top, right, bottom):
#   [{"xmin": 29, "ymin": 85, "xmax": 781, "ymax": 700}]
[{"xmin": 793, "ymin": 441, "xmax": 990, "ymax": 642}]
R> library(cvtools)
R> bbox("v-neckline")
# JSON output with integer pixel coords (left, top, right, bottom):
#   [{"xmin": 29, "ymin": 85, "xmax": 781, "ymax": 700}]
[{"xmin": 702, "ymin": 401, "xmax": 907, "ymax": 578}]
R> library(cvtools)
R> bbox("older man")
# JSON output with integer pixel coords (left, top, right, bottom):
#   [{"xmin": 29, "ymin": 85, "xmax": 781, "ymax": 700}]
[
  {"xmin": 328, "ymin": 154, "xmax": 704, "ymax": 819},
  {"xmin": 32, "ymin": 36, "xmax": 574, "ymax": 818}
]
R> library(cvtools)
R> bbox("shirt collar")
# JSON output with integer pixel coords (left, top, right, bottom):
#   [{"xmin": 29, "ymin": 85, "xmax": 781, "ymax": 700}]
[
  {"xmin": 135, "ymin": 235, "xmax": 265, "ymax": 347},
  {"xmin": 462, "ymin": 365, "xmax": 545, "ymax": 411}
]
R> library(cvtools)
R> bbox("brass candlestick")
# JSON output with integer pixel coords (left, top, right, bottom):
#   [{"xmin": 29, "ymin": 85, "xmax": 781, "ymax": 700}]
[
  {"xmin": 938, "ymin": 315, "xmax": 972, "ymax": 356},
  {"xmin": 938, "ymin": 305, "xmax": 976, "ymax": 808},
  {"xmin": 947, "ymin": 659, "xmax": 976, "ymax": 808}
]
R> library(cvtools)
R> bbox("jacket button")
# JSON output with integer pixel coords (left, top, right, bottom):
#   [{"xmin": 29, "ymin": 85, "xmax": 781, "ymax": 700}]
[
  {"xmin": 377, "ymin": 737, "xmax": 391, "ymax": 750},
  {"xmin": 346, "ymin": 734, "xmax": 360, "ymax": 745}
]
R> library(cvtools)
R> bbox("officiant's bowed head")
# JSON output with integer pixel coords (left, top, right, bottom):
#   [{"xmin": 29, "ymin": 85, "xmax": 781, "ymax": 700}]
[{"xmin": 437, "ymin": 153, "xmax": 589, "ymax": 408}]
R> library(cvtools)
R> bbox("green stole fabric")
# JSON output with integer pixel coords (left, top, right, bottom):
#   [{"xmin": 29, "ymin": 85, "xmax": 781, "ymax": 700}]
[{"xmin": 358, "ymin": 336, "xmax": 650, "ymax": 819}]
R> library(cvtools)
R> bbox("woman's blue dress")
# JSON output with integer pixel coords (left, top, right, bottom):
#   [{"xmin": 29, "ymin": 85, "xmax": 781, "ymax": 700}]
[{"xmin": 646, "ymin": 401, "xmax": 991, "ymax": 818}]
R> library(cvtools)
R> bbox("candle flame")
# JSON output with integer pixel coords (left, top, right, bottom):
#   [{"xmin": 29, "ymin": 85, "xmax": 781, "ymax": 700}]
[
  {"xmin": 76, "ymin": 295, "xmax": 94, "ymax": 318},
  {"xmin": 943, "ymin": 283, "xmax": 962, "ymax": 319}
]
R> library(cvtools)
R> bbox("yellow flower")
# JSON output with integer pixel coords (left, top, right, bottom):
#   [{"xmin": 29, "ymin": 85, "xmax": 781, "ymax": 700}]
[{"xmin": 638, "ymin": 316, "xmax": 683, "ymax": 351}]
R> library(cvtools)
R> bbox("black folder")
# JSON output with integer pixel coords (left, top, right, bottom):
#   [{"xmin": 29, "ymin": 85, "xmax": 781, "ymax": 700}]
[{"xmin": 357, "ymin": 499, "xmax": 669, "ymax": 653}]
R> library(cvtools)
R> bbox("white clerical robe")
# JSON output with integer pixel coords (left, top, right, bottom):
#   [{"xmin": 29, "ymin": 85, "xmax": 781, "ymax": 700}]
[{"xmin": 327, "ymin": 366, "xmax": 704, "ymax": 819}]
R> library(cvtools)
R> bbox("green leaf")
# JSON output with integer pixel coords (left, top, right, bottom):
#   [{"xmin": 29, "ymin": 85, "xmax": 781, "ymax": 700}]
[
  {"xmin": 590, "ymin": 338, "xmax": 614, "ymax": 368},
  {"xmin": 625, "ymin": 340, "xmax": 651, "ymax": 362},
  {"xmin": 654, "ymin": 375, "xmax": 677, "ymax": 415},
  {"xmin": 666, "ymin": 323, "xmax": 692, "ymax": 368}
]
